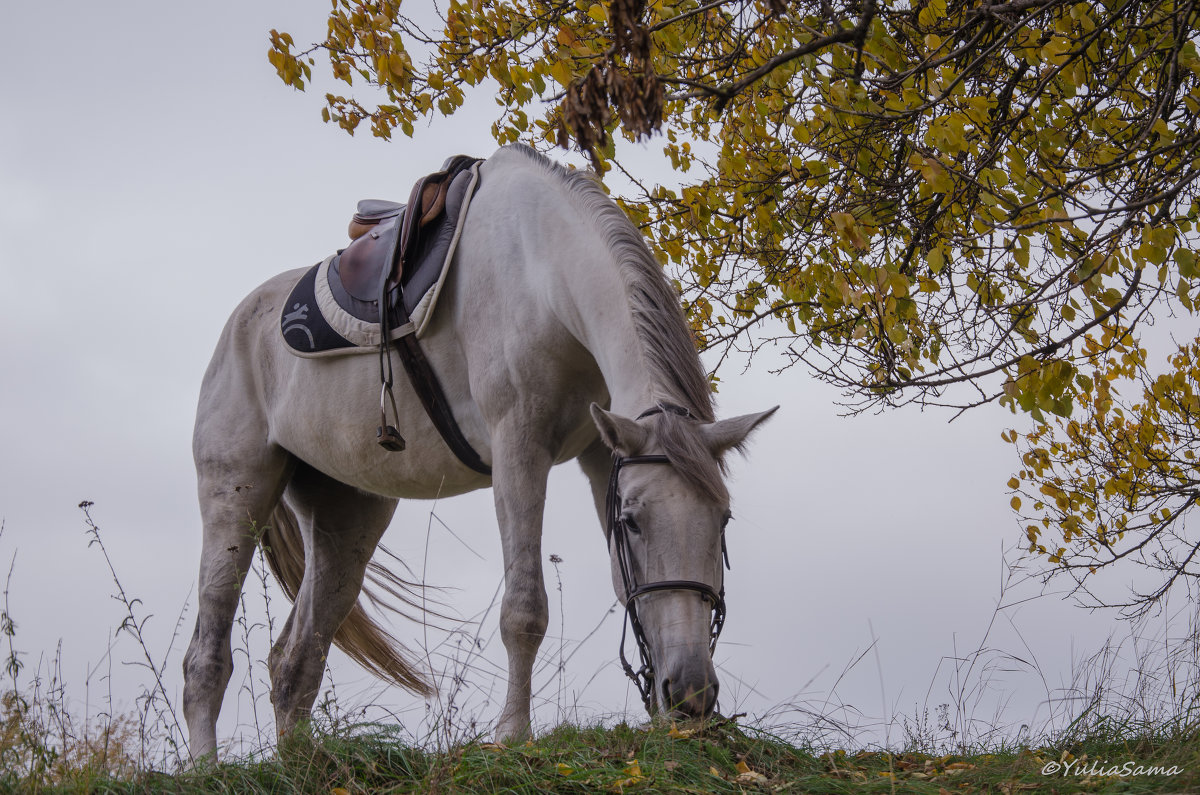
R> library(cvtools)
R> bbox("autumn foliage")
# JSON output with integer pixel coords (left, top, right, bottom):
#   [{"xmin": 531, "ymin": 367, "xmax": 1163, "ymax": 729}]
[{"xmin": 269, "ymin": 0, "xmax": 1200, "ymax": 610}]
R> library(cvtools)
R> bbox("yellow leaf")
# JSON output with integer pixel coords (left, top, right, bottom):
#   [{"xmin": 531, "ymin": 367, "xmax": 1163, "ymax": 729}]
[
  {"xmin": 388, "ymin": 51, "xmax": 411, "ymax": 78},
  {"xmin": 927, "ymin": 247, "xmax": 946, "ymax": 274},
  {"xmin": 550, "ymin": 59, "xmax": 573, "ymax": 88},
  {"xmin": 1010, "ymin": 496, "xmax": 1022, "ymax": 511},
  {"xmin": 610, "ymin": 760, "xmax": 645, "ymax": 791},
  {"xmin": 926, "ymin": 162, "xmax": 954, "ymax": 193},
  {"xmin": 710, "ymin": 765, "xmax": 725, "ymax": 778},
  {"xmin": 557, "ymin": 763, "xmax": 574, "ymax": 776},
  {"xmin": 332, "ymin": 789, "xmax": 350, "ymax": 795},
  {"xmin": 830, "ymin": 212, "xmax": 869, "ymax": 250},
  {"xmin": 667, "ymin": 722, "xmax": 695, "ymax": 739},
  {"xmin": 734, "ymin": 760, "xmax": 769, "ymax": 783},
  {"xmin": 1007, "ymin": 477, "xmax": 1020, "ymax": 489}
]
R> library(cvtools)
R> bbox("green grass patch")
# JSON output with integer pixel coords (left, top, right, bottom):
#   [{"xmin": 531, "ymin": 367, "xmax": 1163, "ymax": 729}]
[{"xmin": 9, "ymin": 719, "xmax": 1198, "ymax": 794}]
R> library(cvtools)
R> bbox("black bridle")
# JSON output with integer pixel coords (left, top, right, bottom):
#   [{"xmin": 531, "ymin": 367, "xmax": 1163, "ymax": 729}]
[{"xmin": 605, "ymin": 404, "xmax": 729, "ymax": 713}]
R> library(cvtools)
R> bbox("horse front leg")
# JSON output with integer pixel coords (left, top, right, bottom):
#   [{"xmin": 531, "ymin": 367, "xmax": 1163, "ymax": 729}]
[{"xmin": 491, "ymin": 431, "xmax": 554, "ymax": 743}]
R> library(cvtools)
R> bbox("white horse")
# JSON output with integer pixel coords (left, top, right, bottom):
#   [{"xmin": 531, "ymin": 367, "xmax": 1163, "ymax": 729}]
[{"xmin": 182, "ymin": 144, "xmax": 775, "ymax": 759}]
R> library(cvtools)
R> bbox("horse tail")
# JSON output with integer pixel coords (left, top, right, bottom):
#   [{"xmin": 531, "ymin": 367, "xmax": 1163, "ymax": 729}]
[{"xmin": 262, "ymin": 503, "xmax": 435, "ymax": 696}]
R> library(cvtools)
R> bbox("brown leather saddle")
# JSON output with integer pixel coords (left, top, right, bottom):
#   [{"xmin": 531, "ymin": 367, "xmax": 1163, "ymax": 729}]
[{"xmin": 337, "ymin": 154, "xmax": 479, "ymax": 302}]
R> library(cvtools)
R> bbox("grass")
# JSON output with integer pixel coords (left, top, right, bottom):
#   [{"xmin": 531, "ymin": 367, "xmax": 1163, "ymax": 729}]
[
  {"xmin": 7, "ymin": 718, "xmax": 1199, "ymax": 794},
  {"xmin": 3, "ymin": 505, "xmax": 1200, "ymax": 793}
]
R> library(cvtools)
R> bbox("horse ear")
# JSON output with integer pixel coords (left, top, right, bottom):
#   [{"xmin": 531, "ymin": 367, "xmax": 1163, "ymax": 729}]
[
  {"xmin": 703, "ymin": 406, "xmax": 779, "ymax": 457},
  {"xmin": 589, "ymin": 403, "xmax": 647, "ymax": 456}
]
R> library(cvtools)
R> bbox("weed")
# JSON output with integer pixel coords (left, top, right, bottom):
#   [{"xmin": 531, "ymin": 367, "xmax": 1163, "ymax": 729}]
[{"xmin": 79, "ymin": 501, "xmax": 188, "ymax": 769}]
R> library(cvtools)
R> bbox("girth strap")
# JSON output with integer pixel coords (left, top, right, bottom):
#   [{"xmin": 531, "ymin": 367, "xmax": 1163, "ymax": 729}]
[
  {"xmin": 392, "ymin": 327, "xmax": 492, "ymax": 476},
  {"xmin": 378, "ymin": 273, "xmax": 492, "ymax": 474}
]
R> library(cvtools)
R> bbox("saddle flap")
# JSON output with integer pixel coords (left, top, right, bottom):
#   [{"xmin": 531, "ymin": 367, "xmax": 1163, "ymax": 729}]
[
  {"xmin": 396, "ymin": 155, "xmax": 480, "ymax": 288},
  {"xmin": 337, "ymin": 217, "xmax": 401, "ymax": 302},
  {"xmin": 419, "ymin": 179, "xmax": 450, "ymax": 226}
]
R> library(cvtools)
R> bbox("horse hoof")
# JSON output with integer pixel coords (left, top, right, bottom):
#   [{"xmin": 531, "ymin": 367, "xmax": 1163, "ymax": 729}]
[{"xmin": 495, "ymin": 714, "xmax": 532, "ymax": 745}]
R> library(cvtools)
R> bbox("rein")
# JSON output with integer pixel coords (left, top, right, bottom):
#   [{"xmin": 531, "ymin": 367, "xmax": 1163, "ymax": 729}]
[{"xmin": 606, "ymin": 404, "xmax": 729, "ymax": 713}]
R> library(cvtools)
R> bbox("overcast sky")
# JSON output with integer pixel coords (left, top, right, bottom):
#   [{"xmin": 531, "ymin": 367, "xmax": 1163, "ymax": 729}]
[{"xmin": 0, "ymin": 0, "xmax": 1168, "ymax": 758}]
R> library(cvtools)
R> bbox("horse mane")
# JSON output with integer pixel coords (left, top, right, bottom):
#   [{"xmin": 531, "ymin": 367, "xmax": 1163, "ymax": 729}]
[{"xmin": 497, "ymin": 145, "xmax": 729, "ymax": 503}]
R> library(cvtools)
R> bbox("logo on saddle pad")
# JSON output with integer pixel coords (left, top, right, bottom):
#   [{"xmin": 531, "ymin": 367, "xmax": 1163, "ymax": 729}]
[
  {"xmin": 279, "ymin": 159, "xmax": 481, "ymax": 357},
  {"xmin": 281, "ymin": 303, "xmax": 314, "ymax": 349}
]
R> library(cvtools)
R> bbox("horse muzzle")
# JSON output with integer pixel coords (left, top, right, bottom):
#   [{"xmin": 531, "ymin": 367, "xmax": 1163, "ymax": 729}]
[{"xmin": 659, "ymin": 655, "xmax": 719, "ymax": 717}]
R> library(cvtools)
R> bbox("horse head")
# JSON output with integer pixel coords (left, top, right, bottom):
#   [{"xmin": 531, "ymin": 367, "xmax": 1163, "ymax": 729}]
[{"xmin": 590, "ymin": 402, "xmax": 776, "ymax": 718}]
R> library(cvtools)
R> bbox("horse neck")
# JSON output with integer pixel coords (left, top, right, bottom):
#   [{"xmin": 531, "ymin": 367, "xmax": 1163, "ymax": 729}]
[
  {"xmin": 580, "ymin": 278, "xmax": 659, "ymax": 417},
  {"xmin": 485, "ymin": 147, "xmax": 710, "ymax": 420}
]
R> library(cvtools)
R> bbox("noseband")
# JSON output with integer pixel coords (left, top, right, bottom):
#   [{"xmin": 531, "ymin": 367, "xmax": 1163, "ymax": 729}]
[{"xmin": 605, "ymin": 404, "xmax": 729, "ymax": 713}]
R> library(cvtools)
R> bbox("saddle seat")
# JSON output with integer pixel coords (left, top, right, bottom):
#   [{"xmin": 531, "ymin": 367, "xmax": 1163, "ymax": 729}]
[
  {"xmin": 348, "ymin": 199, "xmax": 404, "ymax": 240},
  {"xmin": 337, "ymin": 155, "xmax": 479, "ymax": 303},
  {"xmin": 356, "ymin": 199, "xmax": 405, "ymax": 220}
]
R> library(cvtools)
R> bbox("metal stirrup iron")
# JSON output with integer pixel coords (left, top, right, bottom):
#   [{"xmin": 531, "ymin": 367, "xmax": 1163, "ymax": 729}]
[{"xmin": 377, "ymin": 379, "xmax": 405, "ymax": 451}]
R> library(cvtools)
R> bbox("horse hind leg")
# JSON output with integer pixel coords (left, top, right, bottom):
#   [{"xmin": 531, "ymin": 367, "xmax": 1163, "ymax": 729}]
[
  {"xmin": 183, "ymin": 443, "xmax": 293, "ymax": 762},
  {"xmin": 265, "ymin": 463, "xmax": 411, "ymax": 739}
]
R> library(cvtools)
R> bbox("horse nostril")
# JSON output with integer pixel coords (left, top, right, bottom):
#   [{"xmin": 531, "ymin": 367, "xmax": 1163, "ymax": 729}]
[
  {"xmin": 661, "ymin": 676, "xmax": 718, "ymax": 716},
  {"xmin": 661, "ymin": 678, "xmax": 674, "ymax": 711}
]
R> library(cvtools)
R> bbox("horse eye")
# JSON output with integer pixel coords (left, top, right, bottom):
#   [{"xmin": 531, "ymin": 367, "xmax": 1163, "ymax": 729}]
[
  {"xmin": 622, "ymin": 512, "xmax": 642, "ymax": 534},
  {"xmin": 721, "ymin": 511, "xmax": 732, "ymax": 530}
]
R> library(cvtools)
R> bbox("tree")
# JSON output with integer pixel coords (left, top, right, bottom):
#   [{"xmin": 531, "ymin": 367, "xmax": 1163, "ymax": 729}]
[
  {"xmin": 1011, "ymin": 337, "xmax": 1200, "ymax": 613},
  {"xmin": 269, "ymin": 0, "xmax": 1200, "ymax": 612}
]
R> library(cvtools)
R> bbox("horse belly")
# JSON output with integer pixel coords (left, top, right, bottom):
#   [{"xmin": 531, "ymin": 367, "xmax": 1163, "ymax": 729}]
[{"xmin": 268, "ymin": 355, "xmax": 491, "ymax": 500}]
